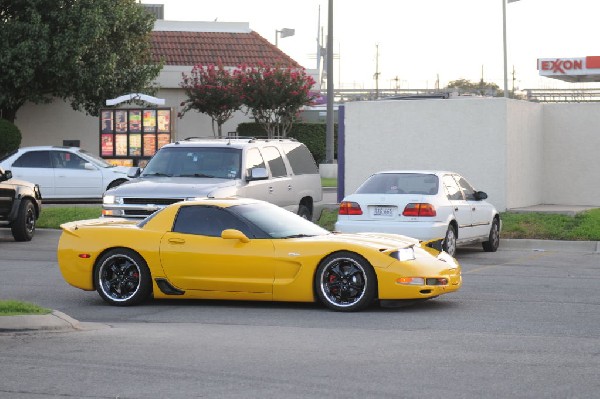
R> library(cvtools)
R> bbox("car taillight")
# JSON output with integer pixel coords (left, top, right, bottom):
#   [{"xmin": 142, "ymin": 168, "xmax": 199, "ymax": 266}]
[
  {"xmin": 339, "ymin": 201, "xmax": 363, "ymax": 215},
  {"xmin": 402, "ymin": 203, "xmax": 436, "ymax": 217}
]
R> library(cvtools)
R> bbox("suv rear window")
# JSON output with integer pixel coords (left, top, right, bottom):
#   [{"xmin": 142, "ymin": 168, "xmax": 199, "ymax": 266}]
[
  {"xmin": 281, "ymin": 143, "xmax": 318, "ymax": 175},
  {"xmin": 356, "ymin": 173, "xmax": 439, "ymax": 195}
]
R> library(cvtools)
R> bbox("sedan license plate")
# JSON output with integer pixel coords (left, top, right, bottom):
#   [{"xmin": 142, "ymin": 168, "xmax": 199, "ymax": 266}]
[{"xmin": 372, "ymin": 206, "xmax": 394, "ymax": 217}]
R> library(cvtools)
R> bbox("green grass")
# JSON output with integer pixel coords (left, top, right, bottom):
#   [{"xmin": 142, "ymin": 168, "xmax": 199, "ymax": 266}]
[
  {"xmin": 320, "ymin": 208, "xmax": 600, "ymax": 240},
  {"xmin": 37, "ymin": 207, "xmax": 102, "ymax": 228},
  {"xmin": 36, "ymin": 205, "xmax": 600, "ymax": 241},
  {"xmin": 501, "ymin": 209, "xmax": 600, "ymax": 240},
  {"xmin": 321, "ymin": 177, "xmax": 337, "ymax": 188},
  {"xmin": 0, "ymin": 300, "xmax": 51, "ymax": 316}
]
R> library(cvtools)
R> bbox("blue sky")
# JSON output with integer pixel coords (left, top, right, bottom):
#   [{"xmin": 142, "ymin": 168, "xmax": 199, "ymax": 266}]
[{"xmin": 144, "ymin": 0, "xmax": 600, "ymax": 91}]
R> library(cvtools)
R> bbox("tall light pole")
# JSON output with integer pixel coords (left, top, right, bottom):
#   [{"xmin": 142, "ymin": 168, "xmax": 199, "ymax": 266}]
[
  {"xmin": 503, "ymin": 0, "xmax": 520, "ymax": 98},
  {"xmin": 275, "ymin": 28, "xmax": 295, "ymax": 47},
  {"xmin": 325, "ymin": 0, "xmax": 334, "ymax": 164}
]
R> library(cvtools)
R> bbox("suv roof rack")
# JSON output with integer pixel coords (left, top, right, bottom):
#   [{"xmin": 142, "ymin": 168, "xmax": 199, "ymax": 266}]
[{"xmin": 177, "ymin": 136, "xmax": 298, "ymax": 144}]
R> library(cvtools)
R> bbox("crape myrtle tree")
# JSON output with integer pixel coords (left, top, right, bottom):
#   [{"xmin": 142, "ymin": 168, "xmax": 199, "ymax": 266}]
[
  {"xmin": 179, "ymin": 62, "xmax": 243, "ymax": 138},
  {"xmin": 237, "ymin": 63, "xmax": 315, "ymax": 139},
  {"xmin": 0, "ymin": 0, "xmax": 162, "ymax": 123}
]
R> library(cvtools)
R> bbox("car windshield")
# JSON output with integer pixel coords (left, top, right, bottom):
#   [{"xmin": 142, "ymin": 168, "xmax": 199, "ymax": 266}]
[
  {"xmin": 78, "ymin": 149, "xmax": 114, "ymax": 168},
  {"xmin": 356, "ymin": 173, "xmax": 439, "ymax": 195},
  {"xmin": 229, "ymin": 203, "xmax": 330, "ymax": 239},
  {"xmin": 141, "ymin": 147, "xmax": 242, "ymax": 179}
]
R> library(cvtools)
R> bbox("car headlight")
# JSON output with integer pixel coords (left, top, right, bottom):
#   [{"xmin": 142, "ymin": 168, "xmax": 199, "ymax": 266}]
[
  {"xmin": 390, "ymin": 247, "xmax": 416, "ymax": 262},
  {"xmin": 103, "ymin": 195, "xmax": 122, "ymax": 205}
]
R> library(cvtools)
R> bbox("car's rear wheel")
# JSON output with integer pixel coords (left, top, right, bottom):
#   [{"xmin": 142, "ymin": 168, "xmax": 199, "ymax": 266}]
[
  {"xmin": 11, "ymin": 199, "xmax": 35, "ymax": 242},
  {"xmin": 94, "ymin": 248, "xmax": 152, "ymax": 306},
  {"xmin": 443, "ymin": 225, "xmax": 457, "ymax": 257},
  {"xmin": 297, "ymin": 204, "xmax": 311, "ymax": 220},
  {"xmin": 482, "ymin": 218, "xmax": 500, "ymax": 252},
  {"xmin": 315, "ymin": 251, "xmax": 376, "ymax": 312}
]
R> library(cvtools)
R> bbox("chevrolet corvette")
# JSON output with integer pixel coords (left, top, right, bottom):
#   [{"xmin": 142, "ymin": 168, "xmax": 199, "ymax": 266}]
[{"xmin": 57, "ymin": 198, "xmax": 462, "ymax": 312}]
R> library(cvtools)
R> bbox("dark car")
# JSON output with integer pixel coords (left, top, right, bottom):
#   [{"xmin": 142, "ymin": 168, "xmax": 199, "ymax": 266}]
[{"xmin": 0, "ymin": 168, "xmax": 42, "ymax": 241}]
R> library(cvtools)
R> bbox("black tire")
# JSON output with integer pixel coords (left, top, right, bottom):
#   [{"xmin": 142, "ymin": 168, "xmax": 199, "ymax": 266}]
[
  {"xmin": 107, "ymin": 179, "xmax": 127, "ymax": 190},
  {"xmin": 315, "ymin": 251, "xmax": 376, "ymax": 312},
  {"xmin": 94, "ymin": 248, "xmax": 152, "ymax": 306},
  {"xmin": 11, "ymin": 199, "xmax": 36, "ymax": 242},
  {"xmin": 482, "ymin": 218, "xmax": 500, "ymax": 252},
  {"xmin": 442, "ymin": 224, "xmax": 457, "ymax": 257},
  {"xmin": 298, "ymin": 204, "xmax": 312, "ymax": 220}
]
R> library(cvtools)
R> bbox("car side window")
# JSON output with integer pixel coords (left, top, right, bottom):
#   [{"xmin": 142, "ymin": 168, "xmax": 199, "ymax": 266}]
[
  {"xmin": 261, "ymin": 146, "xmax": 287, "ymax": 178},
  {"xmin": 12, "ymin": 151, "xmax": 52, "ymax": 168},
  {"xmin": 443, "ymin": 175, "xmax": 464, "ymax": 201},
  {"xmin": 455, "ymin": 175, "xmax": 477, "ymax": 201},
  {"xmin": 281, "ymin": 143, "xmax": 318, "ymax": 175},
  {"xmin": 172, "ymin": 205, "xmax": 253, "ymax": 237},
  {"xmin": 245, "ymin": 148, "xmax": 266, "ymax": 178},
  {"xmin": 54, "ymin": 151, "xmax": 87, "ymax": 169}
]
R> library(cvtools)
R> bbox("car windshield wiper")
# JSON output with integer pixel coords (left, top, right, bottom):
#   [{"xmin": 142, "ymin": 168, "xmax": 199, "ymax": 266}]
[
  {"xmin": 281, "ymin": 234, "xmax": 315, "ymax": 239},
  {"xmin": 178, "ymin": 173, "xmax": 216, "ymax": 178},
  {"xmin": 142, "ymin": 172, "xmax": 173, "ymax": 177}
]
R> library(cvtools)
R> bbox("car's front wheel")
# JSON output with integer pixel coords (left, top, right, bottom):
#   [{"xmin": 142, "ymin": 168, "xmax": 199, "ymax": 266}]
[
  {"xmin": 443, "ymin": 225, "xmax": 457, "ymax": 257},
  {"xmin": 94, "ymin": 248, "xmax": 152, "ymax": 306},
  {"xmin": 11, "ymin": 199, "xmax": 36, "ymax": 242},
  {"xmin": 482, "ymin": 218, "xmax": 500, "ymax": 252},
  {"xmin": 315, "ymin": 251, "xmax": 376, "ymax": 312}
]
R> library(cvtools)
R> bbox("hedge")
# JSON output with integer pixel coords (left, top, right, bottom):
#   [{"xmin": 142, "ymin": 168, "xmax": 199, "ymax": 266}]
[
  {"xmin": 236, "ymin": 122, "xmax": 337, "ymax": 164},
  {"xmin": 0, "ymin": 119, "xmax": 22, "ymax": 158}
]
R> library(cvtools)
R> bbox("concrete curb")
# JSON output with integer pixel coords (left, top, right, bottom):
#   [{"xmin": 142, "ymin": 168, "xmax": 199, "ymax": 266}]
[
  {"xmin": 500, "ymin": 239, "xmax": 600, "ymax": 253},
  {"xmin": 0, "ymin": 310, "xmax": 81, "ymax": 333}
]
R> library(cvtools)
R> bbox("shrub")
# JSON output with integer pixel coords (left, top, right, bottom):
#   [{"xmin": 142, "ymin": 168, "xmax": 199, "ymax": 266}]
[{"xmin": 0, "ymin": 119, "xmax": 22, "ymax": 158}]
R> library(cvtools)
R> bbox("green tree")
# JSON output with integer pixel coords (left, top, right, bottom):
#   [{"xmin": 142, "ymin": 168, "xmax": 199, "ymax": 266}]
[
  {"xmin": 237, "ymin": 63, "xmax": 315, "ymax": 139},
  {"xmin": 0, "ymin": 119, "xmax": 21, "ymax": 158},
  {"xmin": 0, "ymin": 0, "xmax": 162, "ymax": 123},
  {"xmin": 179, "ymin": 62, "xmax": 243, "ymax": 138},
  {"xmin": 446, "ymin": 78, "xmax": 503, "ymax": 97}
]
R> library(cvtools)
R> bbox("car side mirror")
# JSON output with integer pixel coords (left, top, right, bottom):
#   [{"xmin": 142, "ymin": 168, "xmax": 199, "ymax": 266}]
[
  {"xmin": 474, "ymin": 191, "xmax": 488, "ymax": 200},
  {"xmin": 246, "ymin": 167, "xmax": 268, "ymax": 181},
  {"xmin": 0, "ymin": 169, "xmax": 11, "ymax": 182},
  {"xmin": 84, "ymin": 163, "xmax": 95, "ymax": 171},
  {"xmin": 221, "ymin": 229, "xmax": 250, "ymax": 243},
  {"xmin": 127, "ymin": 167, "xmax": 141, "ymax": 178}
]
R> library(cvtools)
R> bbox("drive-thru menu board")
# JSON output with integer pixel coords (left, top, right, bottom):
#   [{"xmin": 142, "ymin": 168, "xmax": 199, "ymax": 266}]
[{"xmin": 100, "ymin": 108, "xmax": 172, "ymax": 166}]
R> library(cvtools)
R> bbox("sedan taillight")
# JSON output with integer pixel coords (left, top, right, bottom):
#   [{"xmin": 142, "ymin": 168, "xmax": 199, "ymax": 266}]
[
  {"xmin": 339, "ymin": 201, "xmax": 363, "ymax": 215},
  {"xmin": 402, "ymin": 203, "xmax": 437, "ymax": 217}
]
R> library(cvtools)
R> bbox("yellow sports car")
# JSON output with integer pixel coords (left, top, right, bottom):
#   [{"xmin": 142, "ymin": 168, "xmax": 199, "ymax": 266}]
[{"xmin": 57, "ymin": 198, "xmax": 462, "ymax": 312}]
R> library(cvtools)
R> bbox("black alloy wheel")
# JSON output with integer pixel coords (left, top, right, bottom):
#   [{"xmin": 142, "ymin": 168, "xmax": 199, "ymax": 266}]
[
  {"xmin": 95, "ymin": 249, "xmax": 152, "ymax": 306},
  {"xmin": 315, "ymin": 251, "xmax": 376, "ymax": 312}
]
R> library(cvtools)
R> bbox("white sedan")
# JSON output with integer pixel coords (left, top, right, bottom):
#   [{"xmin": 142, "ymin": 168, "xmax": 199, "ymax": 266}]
[
  {"xmin": 0, "ymin": 146, "xmax": 129, "ymax": 200},
  {"xmin": 335, "ymin": 171, "xmax": 501, "ymax": 257}
]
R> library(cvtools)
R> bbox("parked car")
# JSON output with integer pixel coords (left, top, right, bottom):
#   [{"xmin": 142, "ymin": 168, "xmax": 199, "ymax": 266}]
[
  {"xmin": 0, "ymin": 146, "xmax": 129, "ymax": 200},
  {"xmin": 0, "ymin": 168, "xmax": 42, "ymax": 241},
  {"xmin": 102, "ymin": 138, "xmax": 323, "ymax": 220},
  {"xmin": 335, "ymin": 171, "xmax": 501, "ymax": 257},
  {"xmin": 57, "ymin": 198, "xmax": 461, "ymax": 311}
]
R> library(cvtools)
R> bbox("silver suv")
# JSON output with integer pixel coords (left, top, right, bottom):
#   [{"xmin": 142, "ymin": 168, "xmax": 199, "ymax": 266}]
[{"xmin": 102, "ymin": 138, "xmax": 323, "ymax": 220}]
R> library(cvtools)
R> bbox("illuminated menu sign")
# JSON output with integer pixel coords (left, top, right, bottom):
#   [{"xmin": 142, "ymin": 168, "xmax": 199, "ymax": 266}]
[{"xmin": 100, "ymin": 108, "xmax": 172, "ymax": 166}]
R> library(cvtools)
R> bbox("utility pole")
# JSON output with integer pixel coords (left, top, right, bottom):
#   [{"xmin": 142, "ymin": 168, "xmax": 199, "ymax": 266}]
[
  {"xmin": 374, "ymin": 44, "xmax": 380, "ymax": 99},
  {"xmin": 325, "ymin": 0, "xmax": 334, "ymax": 164}
]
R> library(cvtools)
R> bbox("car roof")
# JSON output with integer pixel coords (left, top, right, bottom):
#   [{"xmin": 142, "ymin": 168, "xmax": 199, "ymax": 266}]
[
  {"xmin": 165, "ymin": 138, "xmax": 299, "ymax": 150},
  {"xmin": 14, "ymin": 146, "xmax": 81, "ymax": 152},
  {"xmin": 371, "ymin": 170, "xmax": 457, "ymax": 176}
]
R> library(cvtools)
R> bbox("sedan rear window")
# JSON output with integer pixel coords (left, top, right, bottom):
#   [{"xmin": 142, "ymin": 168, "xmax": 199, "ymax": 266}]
[{"xmin": 356, "ymin": 173, "xmax": 439, "ymax": 195}]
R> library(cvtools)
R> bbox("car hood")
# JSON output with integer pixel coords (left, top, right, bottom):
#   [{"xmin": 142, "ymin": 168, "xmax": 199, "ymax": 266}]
[
  {"xmin": 106, "ymin": 177, "xmax": 238, "ymax": 197},
  {"xmin": 4, "ymin": 178, "xmax": 36, "ymax": 188},
  {"xmin": 320, "ymin": 231, "xmax": 422, "ymax": 249}
]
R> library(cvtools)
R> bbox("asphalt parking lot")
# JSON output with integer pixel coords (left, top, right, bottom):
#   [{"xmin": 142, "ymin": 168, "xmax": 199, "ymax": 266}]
[{"xmin": 1, "ymin": 228, "xmax": 599, "ymax": 398}]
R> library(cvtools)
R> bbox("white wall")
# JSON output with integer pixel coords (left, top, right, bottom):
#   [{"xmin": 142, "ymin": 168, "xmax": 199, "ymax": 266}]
[
  {"xmin": 344, "ymin": 98, "xmax": 508, "ymax": 210},
  {"xmin": 505, "ymin": 100, "xmax": 544, "ymax": 208},
  {"xmin": 543, "ymin": 103, "xmax": 600, "ymax": 206},
  {"xmin": 342, "ymin": 98, "xmax": 600, "ymax": 210}
]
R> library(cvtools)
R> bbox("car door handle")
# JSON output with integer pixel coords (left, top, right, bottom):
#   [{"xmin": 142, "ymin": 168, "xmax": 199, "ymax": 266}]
[
  {"xmin": 454, "ymin": 207, "xmax": 459, "ymax": 211},
  {"xmin": 269, "ymin": 187, "xmax": 274, "ymax": 193},
  {"xmin": 168, "ymin": 238, "xmax": 185, "ymax": 244},
  {"xmin": 472, "ymin": 207, "xmax": 476, "ymax": 211},
  {"xmin": 287, "ymin": 184, "xmax": 292, "ymax": 191}
]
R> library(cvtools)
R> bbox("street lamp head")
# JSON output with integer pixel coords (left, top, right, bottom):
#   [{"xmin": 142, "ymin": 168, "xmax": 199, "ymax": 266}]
[{"xmin": 278, "ymin": 28, "xmax": 295, "ymax": 38}]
